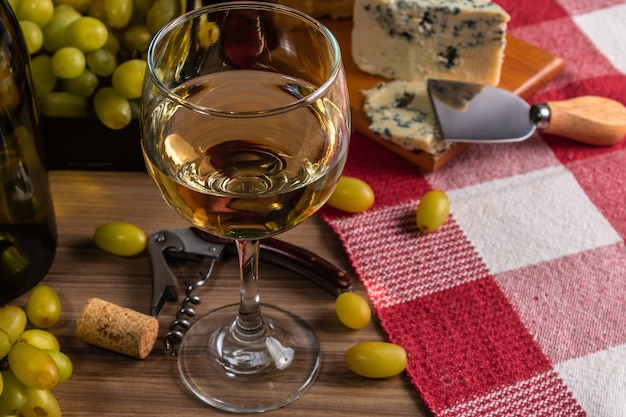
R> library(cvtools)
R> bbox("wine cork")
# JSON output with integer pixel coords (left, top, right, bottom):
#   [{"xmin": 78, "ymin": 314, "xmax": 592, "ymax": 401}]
[{"xmin": 76, "ymin": 297, "xmax": 159, "ymax": 359}]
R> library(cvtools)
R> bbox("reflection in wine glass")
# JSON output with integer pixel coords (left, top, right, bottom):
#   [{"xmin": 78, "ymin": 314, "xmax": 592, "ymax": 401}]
[{"xmin": 141, "ymin": 2, "xmax": 350, "ymax": 413}]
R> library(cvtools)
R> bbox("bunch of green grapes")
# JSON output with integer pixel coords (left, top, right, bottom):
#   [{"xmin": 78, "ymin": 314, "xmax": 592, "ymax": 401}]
[
  {"xmin": 9, "ymin": 0, "xmax": 181, "ymax": 129},
  {"xmin": 0, "ymin": 285, "xmax": 72, "ymax": 417}
]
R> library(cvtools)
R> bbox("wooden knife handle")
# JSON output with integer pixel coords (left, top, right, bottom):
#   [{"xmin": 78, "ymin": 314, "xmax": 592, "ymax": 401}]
[{"xmin": 542, "ymin": 96, "xmax": 626, "ymax": 146}]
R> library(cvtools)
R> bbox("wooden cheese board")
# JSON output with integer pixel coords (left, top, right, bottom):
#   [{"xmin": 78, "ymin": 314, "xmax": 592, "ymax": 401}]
[{"xmin": 321, "ymin": 18, "xmax": 565, "ymax": 172}]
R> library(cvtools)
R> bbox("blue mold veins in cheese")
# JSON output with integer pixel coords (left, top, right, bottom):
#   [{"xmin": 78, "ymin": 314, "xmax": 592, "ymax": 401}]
[{"xmin": 352, "ymin": 0, "xmax": 510, "ymax": 85}]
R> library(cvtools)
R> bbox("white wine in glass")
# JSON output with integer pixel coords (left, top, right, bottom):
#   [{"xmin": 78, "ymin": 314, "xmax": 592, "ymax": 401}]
[{"xmin": 141, "ymin": 1, "xmax": 350, "ymax": 413}]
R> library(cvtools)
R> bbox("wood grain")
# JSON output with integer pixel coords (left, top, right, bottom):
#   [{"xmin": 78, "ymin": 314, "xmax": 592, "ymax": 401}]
[
  {"xmin": 9, "ymin": 170, "xmax": 432, "ymax": 417},
  {"xmin": 321, "ymin": 18, "xmax": 565, "ymax": 172}
]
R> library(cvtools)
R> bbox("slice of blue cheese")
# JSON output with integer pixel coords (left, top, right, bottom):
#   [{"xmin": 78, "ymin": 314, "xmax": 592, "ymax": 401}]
[
  {"xmin": 362, "ymin": 80, "xmax": 453, "ymax": 155},
  {"xmin": 352, "ymin": 0, "xmax": 510, "ymax": 85}
]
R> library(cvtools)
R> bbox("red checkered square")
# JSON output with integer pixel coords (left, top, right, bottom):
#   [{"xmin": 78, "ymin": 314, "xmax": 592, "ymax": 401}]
[
  {"xmin": 495, "ymin": 243, "xmax": 626, "ymax": 364},
  {"xmin": 557, "ymin": 0, "xmax": 626, "ymax": 16},
  {"xmin": 376, "ymin": 277, "xmax": 553, "ymax": 410}
]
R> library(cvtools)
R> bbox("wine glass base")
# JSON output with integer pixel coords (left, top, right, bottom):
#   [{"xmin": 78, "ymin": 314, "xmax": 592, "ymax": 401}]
[{"xmin": 177, "ymin": 303, "xmax": 321, "ymax": 414}]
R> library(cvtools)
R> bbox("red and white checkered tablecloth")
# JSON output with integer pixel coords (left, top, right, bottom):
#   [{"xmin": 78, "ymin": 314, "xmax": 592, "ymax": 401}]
[{"xmin": 320, "ymin": 1, "xmax": 626, "ymax": 416}]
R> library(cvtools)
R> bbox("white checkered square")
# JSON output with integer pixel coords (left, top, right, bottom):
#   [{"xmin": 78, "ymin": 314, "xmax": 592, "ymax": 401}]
[
  {"xmin": 572, "ymin": 4, "xmax": 626, "ymax": 74},
  {"xmin": 447, "ymin": 165, "xmax": 622, "ymax": 274},
  {"xmin": 556, "ymin": 343, "xmax": 626, "ymax": 417}
]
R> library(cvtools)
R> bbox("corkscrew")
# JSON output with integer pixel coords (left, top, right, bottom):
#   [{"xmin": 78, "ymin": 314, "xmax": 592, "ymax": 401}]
[{"xmin": 147, "ymin": 227, "xmax": 354, "ymax": 355}]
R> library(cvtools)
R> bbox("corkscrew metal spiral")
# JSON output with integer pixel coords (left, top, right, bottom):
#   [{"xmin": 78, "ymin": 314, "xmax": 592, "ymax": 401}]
[{"xmin": 164, "ymin": 259, "xmax": 216, "ymax": 356}]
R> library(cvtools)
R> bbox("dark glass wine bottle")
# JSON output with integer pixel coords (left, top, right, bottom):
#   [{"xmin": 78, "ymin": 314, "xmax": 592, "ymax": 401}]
[{"xmin": 1, "ymin": 0, "xmax": 57, "ymax": 303}]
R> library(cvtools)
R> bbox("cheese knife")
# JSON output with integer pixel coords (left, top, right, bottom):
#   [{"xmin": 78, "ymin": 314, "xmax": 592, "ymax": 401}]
[{"xmin": 426, "ymin": 78, "xmax": 626, "ymax": 146}]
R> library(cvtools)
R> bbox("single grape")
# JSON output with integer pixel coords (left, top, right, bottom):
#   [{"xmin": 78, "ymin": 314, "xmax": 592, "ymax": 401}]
[
  {"xmin": 121, "ymin": 24, "xmax": 152, "ymax": 54},
  {"xmin": 18, "ymin": 20, "xmax": 43, "ymax": 54},
  {"xmin": 133, "ymin": 0, "xmax": 152, "ymax": 14},
  {"xmin": 42, "ymin": 7, "xmax": 81, "ymax": 52},
  {"xmin": 64, "ymin": 16, "xmax": 109, "ymax": 52},
  {"xmin": 38, "ymin": 91, "xmax": 89, "ymax": 117},
  {"xmin": 93, "ymin": 222, "xmax": 147, "ymax": 256},
  {"xmin": 145, "ymin": 0, "xmax": 180, "ymax": 35},
  {"xmin": 25, "ymin": 285, "xmax": 61, "ymax": 329},
  {"xmin": 111, "ymin": 58, "xmax": 146, "ymax": 99},
  {"xmin": 30, "ymin": 55, "xmax": 57, "ymax": 97},
  {"xmin": 327, "ymin": 176, "xmax": 375, "ymax": 213},
  {"xmin": 21, "ymin": 386, "xmax": 61, "ymax": 417},
  {"xmin": 0, "ymin": 305, "xmax": 27, "ymax": 344},
  {"xmin": 415, "ymin": 189, "xmax": 450, "ymax": 233},
  {"xmin": 61, "ymin": 69, "xmax": 99, "ymax": 97},
  {"xmin": 0, "ymin": 370, "xmax": 28, "ymax": 416},
  {"xmin": 93, "ymin": 87, "xmax": 132, "ymax": 129},
  {"xmin": 17, "ymin": 329, "xmax": 61, "ymax": 351},
  {"xmin": 0, "ymin": 328, "xmax": 11, "ymax": 358},
  {"xmin": 335, "ymin": 292, "xmax": 371, "ymax": 330},
  {"xmin": 50, "ymin": 46, "xmax": 86, "ymax": 79},
  {"xmin": 86, "ymin": 48, "xmax": 118, "ymax": 77},
  {"xmin": 345, "ymin": 342, "xmax": 407, "ymax": 379},
  {"xmin": 103, "ymin": 0, "xmax": 134, "ymax": 28},
  {"xmin": 102, "ymin": 29, "xmax": 121, "ymax": 55},
  {"xmin": 15, "ymin": 0, "xmax": 54, "ymax": 27},
  {"xmin": 8, "ymin": 343, "xmax": 59, "ymax": 390},
  {"xmin": 44, "ymin": 350, "xmax": 73, "ymax": 383}
]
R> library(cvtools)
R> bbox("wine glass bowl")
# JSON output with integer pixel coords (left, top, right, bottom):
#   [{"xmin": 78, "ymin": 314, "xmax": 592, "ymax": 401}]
[{"xmin": 141, "ymin": 1, "xmax": 350, "ymax": 413}]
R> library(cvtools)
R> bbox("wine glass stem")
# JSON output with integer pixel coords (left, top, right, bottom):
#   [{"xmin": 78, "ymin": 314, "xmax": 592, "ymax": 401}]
[{"xmin": 233, "ymin": 239, "xmax": 265, "ymax": 341}]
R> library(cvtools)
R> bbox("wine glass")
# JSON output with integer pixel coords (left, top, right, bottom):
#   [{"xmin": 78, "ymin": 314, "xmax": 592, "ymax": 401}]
[{"xmin": 141, "ymin": 1, "xmax": 350, "ymax": 413}]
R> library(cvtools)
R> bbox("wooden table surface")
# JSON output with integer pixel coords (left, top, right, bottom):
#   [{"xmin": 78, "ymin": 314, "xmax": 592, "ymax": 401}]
[{"xmin": 11, "ymin": 170, "xmax": 431, "ymax": 417}]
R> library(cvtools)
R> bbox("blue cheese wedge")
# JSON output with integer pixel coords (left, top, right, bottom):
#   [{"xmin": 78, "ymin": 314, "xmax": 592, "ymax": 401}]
[
  {"xmin": 362, "ymin": 80, "xmax": 453, "ymax": 155},
  {"xmin": 352, "ymin": 0, "xmax": 510, "ymax": 85}
]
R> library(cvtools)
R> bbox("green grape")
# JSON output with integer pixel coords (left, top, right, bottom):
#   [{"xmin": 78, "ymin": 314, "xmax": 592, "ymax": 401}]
[
  {"xmin": 327, "ymin": 176, "xmax": 375, "ymax": 213},
  {"xmin": 133, "ymin": 0, "xmax": 152, "ymax": 14},
  {"xmin": 38, "ymin": 91, "xmax": 88, "ymax": 117},
  {"xmin": 93, "ymin": 222, "xmax": 147, "ymax": 256},
  {"xmin": 30, "ymin": 55, "xmax": 58, "ymax": 97},
  {"xmin": 25, "ymin": 285, "xmax": 62, "ymax": 329},
  {"xmin": 21, "ymin": 387, "xmax": 61, "ymax": 417},
  {"xmin": 0, "ymin": 370, "xmax": 28, "ymax": 416},
  {"xmin": 17, "ymin": 329, "xmax": 60, "ymax": 351},
  {"xmin": 30, "ymin": 55, "xmax": 57, "ymax": 97},
  {"xmin": 50, "ymin": 46, "xmax": 86, "ymax": 79},
  {"xmin": 121, "ymin": 23, "xmax": 152, "ymax": 54},
  {"xmin": 44, "ymin": 350, "xmax": 73, "ymax": 383},
  {"xmin": 335, "ymin": 292, "xmax": 371, "ymax": 330},
  {"xmin": 42, "ymin": 7, "xmax": 81, "ymax": 52},
  {"xmin": 111, "ymin": 58, "xmax": 146, "ymax": 99},
  {"xmin": 345, "ymin": 342, "xmax": 407, "ymax": 379},
  {"xmin": 103, "ymin": 0, "xmax": 134, "ymax": 28},
  {"xmin": 146, "ymin": 0, "xmax": 181, "ymax": 35},
  {"xmin": 86, "ymin": 48, "xmax": 118, "ymax": 76},
  {"xmin": 61, "ymin": 69, "xmax": 99, "ymax": 97},
  {"xmin": 18, "ymin": 20, "xmax": 43, "ymax": 55},
  {"xmin": 93, "ymin": 87, "xmax": 132, "ymax": 129},
  {"xmin": 64, "ymin": 16, "xmax": 109, "ymax": 52},
  {"xmin": 15, "ymin": 0, "xmax": 54, "ymax": 27},
  {"xmin": 0, "ymin": 305, "xmax": 27, "ymax": 344},
  {"xmin": 0, "ymin": 328, "xmax": 11, "ymax": 359},
  {"xmin": 102, "ymin": 29, "xmax": 121, "ymax": 55},
  {"xmin": 8, "ymin": 343, "xmax": 59, "ymax": 390},
  {"xmin": 415, "ymin": 189, "xmax": 450, "ymax": 233}
]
